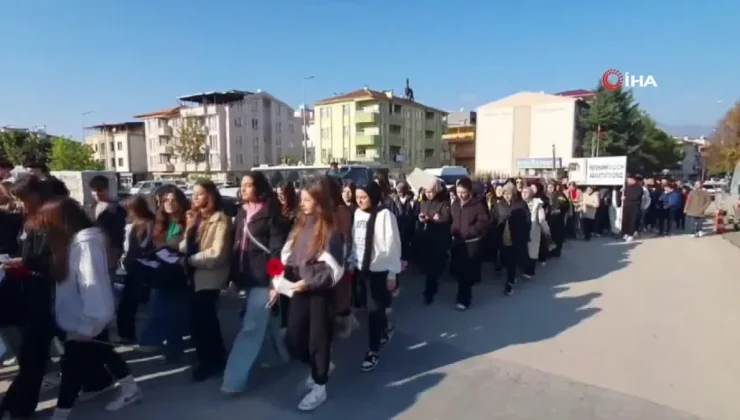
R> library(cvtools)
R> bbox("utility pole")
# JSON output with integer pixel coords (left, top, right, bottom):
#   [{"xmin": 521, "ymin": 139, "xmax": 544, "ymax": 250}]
[
  {"xmin": 81, "ymin": 110, "xmax": 94, "ymax": 142},
  {"xmin": 301, "ymin": 76, "xmax": 315, "ymax": 164}
]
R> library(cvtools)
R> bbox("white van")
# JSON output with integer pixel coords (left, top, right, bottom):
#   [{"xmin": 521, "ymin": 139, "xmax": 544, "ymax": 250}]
[{"xmin": 424, "ymin": 166, "xmax": 470, "ymax": 188}]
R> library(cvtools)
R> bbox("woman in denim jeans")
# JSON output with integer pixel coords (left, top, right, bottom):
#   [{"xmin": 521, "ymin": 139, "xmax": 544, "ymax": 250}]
[
  {"xmin": 221, "ymin": 171, "xmax": 289, "ymax": 394},
  {"xmin": 140, "ymin": 186, "xmax": 190, "ymax": 362}
]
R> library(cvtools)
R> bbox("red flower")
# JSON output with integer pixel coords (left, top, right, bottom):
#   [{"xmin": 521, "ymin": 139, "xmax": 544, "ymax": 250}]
[{"xmin": 266, "ymin": 258, "xmax": 284, "ymax": 277}]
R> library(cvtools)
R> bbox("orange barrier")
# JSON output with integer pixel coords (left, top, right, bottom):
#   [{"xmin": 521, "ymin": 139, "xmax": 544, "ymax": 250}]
[{"xmin": 714, "ymin": 210, "xmax": 726, "ymax": 234}]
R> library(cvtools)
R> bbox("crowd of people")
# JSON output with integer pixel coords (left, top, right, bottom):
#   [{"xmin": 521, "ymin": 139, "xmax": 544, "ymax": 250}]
[{"xmin": 0, "ymin": 161, "xmax": 713, "ymax": 418}]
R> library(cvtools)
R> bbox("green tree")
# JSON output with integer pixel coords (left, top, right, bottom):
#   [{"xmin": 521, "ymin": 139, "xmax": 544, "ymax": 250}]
[
  {"xmin": 0, "ymin": 130, "xmax": 52, "ymax": 165},
  {"xmin": 581, "ymin": 83, "xmax": 682, "ymax": 175},
  {"xmin": 705, "ymin": 100, "xmax": 740, "ymax": 175},
  {"xmin": 173, "ymin": 119, "xmax": 209, "ymax": 172},
  {"xmin": 48, "ymin": 136, "xmax": 104, "ymax": 170}
]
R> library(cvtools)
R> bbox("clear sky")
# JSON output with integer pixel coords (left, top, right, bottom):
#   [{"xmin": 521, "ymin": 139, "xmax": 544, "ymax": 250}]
[{"xmin": 0, "ymin": 0, "xmax": 736, "ymax": 139}]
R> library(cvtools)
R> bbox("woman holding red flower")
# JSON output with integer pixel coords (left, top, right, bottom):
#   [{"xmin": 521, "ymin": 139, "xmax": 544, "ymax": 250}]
[{"xmin": 281, "ymin": 178, "xmax": 345, "ymax": 411}]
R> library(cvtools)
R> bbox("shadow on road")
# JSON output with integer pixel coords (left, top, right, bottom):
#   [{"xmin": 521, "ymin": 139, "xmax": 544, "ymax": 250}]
[{"xmin": 3, "ymin": 236, "xmax": 638, "ymax": 419}]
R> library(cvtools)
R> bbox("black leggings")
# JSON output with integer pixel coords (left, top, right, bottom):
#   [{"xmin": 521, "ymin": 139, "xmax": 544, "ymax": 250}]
[
  {"xmin": 57, "ymin": 329, "xmax": 131, "ymax": 409},
  {"xmin": 190, "ymin": 289, "xmax": 226, "ymax": 369},
  {"xmin": 286, "ymin": 290, "xmax": 334, "ymax": 385},
  {"xmin": 358, "ymin": 271, "xmax": 391, "ymax": 352}
]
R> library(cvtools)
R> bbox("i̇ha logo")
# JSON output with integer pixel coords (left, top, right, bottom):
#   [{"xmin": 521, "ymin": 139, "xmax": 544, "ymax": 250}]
[{"xmin": 602, "ymin": 69, "xmax": 658, "ymax": 91}]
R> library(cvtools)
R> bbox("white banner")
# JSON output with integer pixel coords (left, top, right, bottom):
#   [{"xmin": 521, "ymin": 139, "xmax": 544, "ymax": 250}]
[{"xmin": 566, "ymin": 156, "xmax": 627, "ymax": 186}]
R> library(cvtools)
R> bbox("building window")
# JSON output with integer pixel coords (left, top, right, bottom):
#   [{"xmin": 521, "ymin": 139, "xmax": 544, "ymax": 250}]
[
  {"xmin": 276, "ymin": 122, "xmax": 281, "ymax": 132},
  {"xmin": 157, "ymin": 119, "xmax": 167, "ymax": 128},
  {"xmin": 118, "ymin": 158, "xmax": 124, "ymax": 166},
  {"xmin": 251, "ymin": 119, "xmax": 259, "ymax": 130},
  {"xmin": 288, "ymin": 124, "xmax": 294, "ymax": 133},
  {"xmin": 235, "ymin": 117, "xmax": 243, "ymax": 127},
  {"xmin": 237, "ymin": 154, "xmax": 243, "ymax": 164},
  {"xmin": 252, "ymin": 101, "xmax": 258, "ymax": 112},
  {"xmin": 109, "ymin": 142, "xmax": 114, "ymax": 152},
  {"xmin": 342, "ymin": 105, "xmax": 348, "ymax": 116},
  {"xmin": 110, "ymin": 158, "xmax": 115, "ymax": 167},
  {"xmin": 276, "ymin": 106, "xmax": 281, "ymax": 116},
  {"xmin": 116, "ymin": 142, "xmax": 122, "ymax": 151},
  {"xmin": 276, "ymin": 136, "xmax": 282, "ymax": 147},
  {"xmin": 237, "ymin": 135, "xmax": 243, "ymax": 146},
  {"xmin": 209, "ymin": 135, "xmax": 217, "ymax": 148}
]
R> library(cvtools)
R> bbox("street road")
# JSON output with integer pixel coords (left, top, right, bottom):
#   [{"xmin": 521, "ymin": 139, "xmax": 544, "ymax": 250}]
[{"xmin": 3, "ymin": 231, "xmax": 739, "ymax": 419}]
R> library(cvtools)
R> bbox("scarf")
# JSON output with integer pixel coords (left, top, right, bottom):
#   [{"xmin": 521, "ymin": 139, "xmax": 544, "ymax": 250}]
[
  {"xmin": 358, "ymin": 182, "xmax": 382, "ymax": 273},
  {"xmin": 240, "ymin": 202, "xmax": 263, "ymax": 252}
]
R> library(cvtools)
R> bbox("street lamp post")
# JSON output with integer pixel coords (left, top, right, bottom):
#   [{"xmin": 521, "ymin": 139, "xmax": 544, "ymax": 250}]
[
  {"xmin": 81, "ymin": 111, "xmax": 94, "ymax": 142},
  {"xmin": 301, "ymin": 76, "xmax": 315, "ymax": 164}
]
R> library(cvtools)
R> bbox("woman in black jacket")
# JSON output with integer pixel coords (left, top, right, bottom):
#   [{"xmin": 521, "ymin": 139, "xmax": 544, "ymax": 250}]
[
  {"xmin": 417, "ymin": 180, "xmax": 451, "ymax": 304},
  {"xmin": 449, "ymin": 177, "xmax": 489, "ymax": 310},
  {"xmin": 392, "ymin": 182, "xmax": 416, "ymax": 266},
  {"xmin": 221, "ymin": 171, "xmax": 289, "ymax": 394},
  {"xmin": 492, "ymin": 183, "xmax": 531, "ymax": 296},
  {"xmin": 546, "ymin": 182, "xmax": 569, "ymax": 257},
  {"xmin": 0, "ymin": 176, "xmax": 58, "ymax": 419}
]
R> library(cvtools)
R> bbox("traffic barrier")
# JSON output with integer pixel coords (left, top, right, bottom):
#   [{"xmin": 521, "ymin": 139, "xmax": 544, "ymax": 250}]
[{"xmin": 714, "ymin": 210, "xmax": 726, "ymax": 234}]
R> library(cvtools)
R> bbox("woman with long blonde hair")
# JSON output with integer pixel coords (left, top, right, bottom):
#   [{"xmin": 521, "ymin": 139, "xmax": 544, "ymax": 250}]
[{"xmin": 281, "ymin": 178, "xmax": 345, "ymax": 411}]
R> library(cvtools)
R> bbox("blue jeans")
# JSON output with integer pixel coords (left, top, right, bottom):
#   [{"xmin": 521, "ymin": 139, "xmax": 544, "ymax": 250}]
[
  {"xmin": 140, "ymin": 289, "xmax": 189, "ymax": 361},
  {"xmin": 689, "ymin": 215, "xmax": 704, "ymax": 234},
  {"xmin": 221, "ymin": 287, "xmax": 289, "ymax": 393}
]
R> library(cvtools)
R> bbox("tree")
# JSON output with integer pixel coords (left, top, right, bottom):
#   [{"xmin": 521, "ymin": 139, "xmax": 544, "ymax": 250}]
[
  {"xmin": 581, "ymin": 83, "xmax": 681, "ymax": 175},
  {"xmin": 48, "ymin": 136, "xmax": 104, "ymax": 170},
  {"xmin": 0, "ymin": 130, "xmax": 52, "ymax": 165},
  {"xmin": 705, "ymin": 100, "xmax": 740, "ymax": 175},
  {"xmin": 173, "ymin": 119, "xmax": 209, "ymax": 172}
]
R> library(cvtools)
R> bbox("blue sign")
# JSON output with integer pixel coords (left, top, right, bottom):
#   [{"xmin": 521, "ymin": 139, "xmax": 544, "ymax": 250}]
[{"xmin": 516, "ymin": 158, "xmax": 562, "ymax": 169}]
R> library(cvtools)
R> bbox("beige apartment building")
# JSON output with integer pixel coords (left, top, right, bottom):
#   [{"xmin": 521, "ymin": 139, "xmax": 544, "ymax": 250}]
[
  {"xmin": 83, "ymin": 122, "xmax": 147, "ymax": 188},
  {"xmin": 475, "ymin": 91, "xmax": 588, "ymax": 177},
  {"xmin": 134, "ymin": 90, "xmax": 303, "ymax": 181},
  {"xmin": 313, "ymin": 87, "xmax": 447, "ymax": 168}
]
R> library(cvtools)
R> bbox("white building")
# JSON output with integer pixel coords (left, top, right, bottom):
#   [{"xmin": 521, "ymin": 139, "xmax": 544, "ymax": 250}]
[
  {"xmin": 475, "ymin": 92, "xmax": 587, "ymax": 176},
  {"xmin": 134, "ymin": 90, "xmax": 303, "ymax": 181},
  {"xmin": 294, "ymin": 105, "xmax": 316, "ymax": 164},
  {"xmin": 83, "ymin": 122, "xmax": 147, "ymax": 188},
  {"xmin": 675, "ymin": 136, "xmax": 707, "ymax": 181}
]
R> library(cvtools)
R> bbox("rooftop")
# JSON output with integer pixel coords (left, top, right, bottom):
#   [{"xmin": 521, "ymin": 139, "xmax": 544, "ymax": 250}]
[
  {"xmin": 555, "ymin": 89, "xmax": 595, "ymax": 100},
  {"xmin": 178, "ymin": 90, "xmax": 254, "ymax": 105},
  {"xmin": 85, "ymin": 122, "xmax": 144, "ymax": 131},
  {"xmin": 133, "ymin": 106, "xmax": 182, "ymax": 119},
  {"xmin": 315, "ymin": 87, "xmax": 447, "ymax": 114}
]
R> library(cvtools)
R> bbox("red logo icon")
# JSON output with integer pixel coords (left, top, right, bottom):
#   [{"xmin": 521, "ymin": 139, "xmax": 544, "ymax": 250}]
[{"xmin": 602, "ymin": 69, "xmax": 623, "ymax": 91}]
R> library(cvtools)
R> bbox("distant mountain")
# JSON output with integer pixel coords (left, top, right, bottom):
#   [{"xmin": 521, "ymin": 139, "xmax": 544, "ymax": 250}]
[{"xmin": 657, "ymin": 123, "xmax": 713, "ymax": 138}]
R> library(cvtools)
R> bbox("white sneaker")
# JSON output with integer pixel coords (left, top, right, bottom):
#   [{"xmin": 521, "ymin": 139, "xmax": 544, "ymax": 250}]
[
  {"xmin": 698, "ymin": 231, "xmax": 705, "ymax": 237},
  {"xmin": 78, "ymin": 382, "xmax": 117, "ymax": 402},
  {"xmin": 298, "ymin": 384, "xmax": 327, "ymax": 411},
  {"xmin": 625, "ymin": 236, "xmax": 634, "ymax": 242},
  {"xmin": 105, "ymin": 387, "xmax": 142, "ymax": 411},
  {"xmin": 2, "ymin": 357, "xmax": 16, "ymax": 367},
  {"xmin": 301, "ymin": 361, "xmax": 334, "ymax": 392}
]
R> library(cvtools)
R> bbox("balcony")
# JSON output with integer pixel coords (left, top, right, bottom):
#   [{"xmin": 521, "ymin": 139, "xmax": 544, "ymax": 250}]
[
  {"xmin": 155, "ymin": 125, "xmax": 173, "ymax": 136},
  {"xmin": 388, "ymin": 132, "xmax": 403, "ymax": 147},
  {"xmin": 355, "ymin": 133, "xmax": 380, "ymax": 146},
  {"xmin": 389, "ymin": 113, "xmax": 403, "ymax": 125},
  {"xmin": 355, "ymin": 111, "xmax": 379, "ymax": 124},
  {"xmin": 164, "ymin": 162, "xmax": 175, "ymax": 172}
]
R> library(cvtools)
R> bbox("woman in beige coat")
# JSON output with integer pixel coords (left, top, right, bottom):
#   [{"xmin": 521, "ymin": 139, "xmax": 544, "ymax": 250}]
[
  {"xmin": 180, "ymin": 179, "xmax": 233, "ymax": 381},
  {"xmin": 580, "ymin": 186, "xmax": 600, "ymax": 241},
  {"xmin": 521, "ymin": 187, "xmax": 550, "ymax": 278}
]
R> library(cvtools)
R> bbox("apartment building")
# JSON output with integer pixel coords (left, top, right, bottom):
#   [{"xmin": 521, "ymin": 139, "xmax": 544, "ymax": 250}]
[
  {"xmin": 134, "ymin": 90, "xmax": 302, "ymax": 181},
  {"xmin": 294, "ymin": 105, "xmax": 316, "ymax": 164},
  {"xmin": 442, "ymin": 111, "xmax": 477, "ymax": 171},
  {"xmin": 476, "ymin": 91, "xmax": 588, "ymax": 176},
  {"xmin": 83, "ymin": 122, "xmax": 147, "ymax": 188},
  {"xmin": 313, "ymin": 87, "xmax": 447, "ymax": 168}
]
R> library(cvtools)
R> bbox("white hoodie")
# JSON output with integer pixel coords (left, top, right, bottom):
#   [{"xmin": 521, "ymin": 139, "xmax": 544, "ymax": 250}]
[
  {"xmin": 55, "ymin": 227, "xmax": 115, "ymax": 339},
  {"xmin": 349, "ymin": 208, "xmax": 402, "ymax": 279}
]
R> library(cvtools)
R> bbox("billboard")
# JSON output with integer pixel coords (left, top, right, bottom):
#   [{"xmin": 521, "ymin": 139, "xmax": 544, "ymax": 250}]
[{"xmin": 567, "ymin": 156, "xmax": 627, "ymax": 186}]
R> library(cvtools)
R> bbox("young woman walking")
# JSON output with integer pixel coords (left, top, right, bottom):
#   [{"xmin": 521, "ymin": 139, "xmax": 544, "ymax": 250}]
[
  {"xmin": 116, "ymin": 195, "xmax": 155, "ymax": 343},
  {"xmin": 492, "ymin": 183, "xmax": 531, "ymax": 296},
  {"xmin": 520, "ymin": 187, "xmax": 550, "ymax": 278},
  {"xmin": 139, "ymin": 185, "xmax": 191, "ymax": 362},
  {"xmin": 417, "ymin": 180, "xmax": 451, "ymax": 304},
  {"xmin": 449, "ymin": 177, "xmax": 489, "ymax": 310},
  {"xmin": 181, "ymin": 180, "xmax": 232, "ymax": 382},
  {"xmin": 350, "ymin": 182, "xmax": 401, "ymax": 372},
  {"xmin": 282, "ymin": 179, "xmax": 345, "ymax": 411},
  {"xmin": 37, "ymin": 198, "xmax": 142, "ymax": 420},
  {"xmin": 221, "ymin": 172, "xmax": 289, "ymax": 394}
]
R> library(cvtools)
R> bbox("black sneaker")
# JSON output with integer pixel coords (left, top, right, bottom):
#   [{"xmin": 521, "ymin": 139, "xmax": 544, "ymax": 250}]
[
  {"xmin": 504, "ymin": 284, "xmax": 514, "ymax": 296},
  {"xmin": 360, "ymin": 351, "xmax": 379, "ymax": 372},
  {"xmin": 380, "ymin": 323, "xmax": 395, "ymax": 347}
]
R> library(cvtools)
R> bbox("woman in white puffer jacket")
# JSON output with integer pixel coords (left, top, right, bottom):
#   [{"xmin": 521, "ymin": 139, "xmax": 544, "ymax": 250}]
[{"xmin": 521, "ymin": 186, "xmax": 550, "ymax": 278}]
